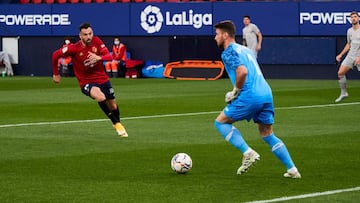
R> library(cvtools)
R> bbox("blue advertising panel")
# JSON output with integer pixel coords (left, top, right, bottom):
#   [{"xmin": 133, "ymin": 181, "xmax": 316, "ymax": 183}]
[
  {"xmin": 213, "ymin": 2, "xmax": 299, "ymax": 36},
  {"xmin": 51, "ymin": 3, "xmax": 130, "ymax": 36},
  {"xmin": 1, "ymin": 2, "xmax": 360, "ymax": 37},
  {"xmin": 0, "ymin": 4, "xmax": 130, "ymax": 36},
  {"xmin": 130, "ymin": 3, "xmax": 213, "ymax": 36},
  {"xmin": 299, "ymin": 2, "xmax": 360, "ymax": 36},
  {"xmin": 0, "ymin": 4, "xmax": 53, "ymax": 36}
]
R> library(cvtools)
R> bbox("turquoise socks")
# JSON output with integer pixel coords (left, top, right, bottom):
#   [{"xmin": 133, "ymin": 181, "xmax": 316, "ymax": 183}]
[
  {"xmin": 214, "ymin": 120, "xmax": 249, "ymax": 154},
  {"xmin": 262, "ymin": 133, "xmax": 295, "ymax": 170}
]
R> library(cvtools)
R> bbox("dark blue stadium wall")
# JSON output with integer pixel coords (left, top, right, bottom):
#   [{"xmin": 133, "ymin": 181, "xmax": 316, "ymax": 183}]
[
  {"xmin": 10, "ymin": 36, "xmax": 169, "ymax": 76},
  {"xmin": 3, "ymin": 35, "xmax": 360, "ymax": 80}
]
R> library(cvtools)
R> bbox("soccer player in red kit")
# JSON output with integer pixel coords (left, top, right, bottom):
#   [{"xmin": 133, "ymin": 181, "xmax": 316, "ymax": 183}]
[{"xmin": 52, "ymin": 22, "xmax": 128, "ymax": 137}]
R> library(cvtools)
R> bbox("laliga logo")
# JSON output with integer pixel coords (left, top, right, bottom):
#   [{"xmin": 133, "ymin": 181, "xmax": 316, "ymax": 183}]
[
  {"xmin": 141, "ymin": 5, "xmax": 163, "ymax": 34},
  {"xmin": 140, "ymin": 5, "xmax": 212, "ymax": 34}
]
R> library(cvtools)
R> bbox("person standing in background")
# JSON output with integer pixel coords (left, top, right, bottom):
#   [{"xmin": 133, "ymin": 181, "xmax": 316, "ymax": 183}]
[
  {"xmin": 242, "ymin": 15, "xmax": 262, "ymax": 58},
  {"xmin": 335, "ymin": 11, "xmax": 360, "ymax": 103},
  {"xmin": 0, "ymin": 51, "xmax": 14, "ymax": 76}
]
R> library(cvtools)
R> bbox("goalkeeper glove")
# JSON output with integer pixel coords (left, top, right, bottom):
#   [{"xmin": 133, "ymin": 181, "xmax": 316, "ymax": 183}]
[{"xmin": 225, "ymin": 87, "xmax": 240, "ymax": 103}]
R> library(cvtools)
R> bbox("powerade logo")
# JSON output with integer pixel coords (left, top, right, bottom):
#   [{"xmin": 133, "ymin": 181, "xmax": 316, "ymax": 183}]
[
  {"xmin": 300, "ymin": 12, "xmax": 353, "ymax": 25},
  {"xmin": 140, "ymin": 5, "xmax": 212, "ymax": 34},
  {"xmin": 0, "ymin": 14, "xmax": 71, "ymax": 26}
]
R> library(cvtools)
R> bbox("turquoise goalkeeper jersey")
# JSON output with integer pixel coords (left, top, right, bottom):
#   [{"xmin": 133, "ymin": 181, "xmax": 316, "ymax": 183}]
[{"xmin": 221, "ymin": 42, "xmax": 272, "ymax": 104}]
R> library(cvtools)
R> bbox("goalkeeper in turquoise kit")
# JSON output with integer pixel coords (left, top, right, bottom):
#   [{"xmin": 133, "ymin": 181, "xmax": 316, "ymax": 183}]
[{"xmin": 214, "ymin": 20, "xmax": 301, "ymax": 178}]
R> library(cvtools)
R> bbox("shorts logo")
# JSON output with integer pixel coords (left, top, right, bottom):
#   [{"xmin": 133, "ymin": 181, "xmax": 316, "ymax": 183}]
[{"xmin": 141, "ymin": 5, "xmax": 163, "ymax": 34}]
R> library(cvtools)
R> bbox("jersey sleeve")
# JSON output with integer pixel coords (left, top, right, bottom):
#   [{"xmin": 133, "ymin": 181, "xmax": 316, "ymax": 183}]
[
  {"xmin": 347, "ymin": 29, "xmax": 351, "ymax": 43},
  {"xmin": 51, "ymin": 44, "xmax": 74, "ymax": 75},
  {"xmin": 223, "ymin": 49, "xmax": 244, "ymax": 71},
  {"xmin": 252, "ymin": 24, "xmax": 260, "ymax": 34},
  {"xmin": 94, "ymin": 36, "xmax": 112, "ymax": 61}
]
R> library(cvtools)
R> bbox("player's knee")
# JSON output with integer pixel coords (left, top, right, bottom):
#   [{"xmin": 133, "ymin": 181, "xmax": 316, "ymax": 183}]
[
  {"xmin": 258, "ymin": 124, "xmax": 272, "ymax": 137},
  {"xmin": 338, "ymin": 67, "xmax": 350, "ymax": 77},
  {"xmin": 90, "ymin": 87, "xmax": 106, "ymax": 102}
]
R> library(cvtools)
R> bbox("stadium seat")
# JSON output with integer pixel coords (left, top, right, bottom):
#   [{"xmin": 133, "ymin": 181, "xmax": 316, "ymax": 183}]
[
  {"xmin": 19, "ymin": 0, "xmax": 30, "ymax": 3},
  {"xmin": 81, "ymin": 0, "xmax": 92, "ymax": 3},
  {"xmin": 68, "ymin": 0, "xmax": 79, "ymax": 3},
  {"xmin": 31, "ymin": 0, "xmax": 42, "ymax": 3},
  {"xmin": 44, "ymin": 0, "xmax": 55, "ymax": 3},
  {"xmin": 119, "ymin": 0, "xmax": 130, "ymax": 2},
  {"xmin": 146, "ymin": 0, "xmax": 164, "ymax": 2},
  {"xmin": 57, "ymin": 0, "xmax": 68, "ymax": 3},
  {"xmin": 106, "ymin": 0, "xmax": 118, "ymax": 2},
  {"xmin": 94, "ymin": 0, "xmax": 104, "ymax": 2}
]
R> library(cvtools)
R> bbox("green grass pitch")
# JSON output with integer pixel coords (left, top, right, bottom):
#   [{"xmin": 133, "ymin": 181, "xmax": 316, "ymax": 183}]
[{"xmin": 0, "ymin": 77, "xmax": 359, "ymax": 202}]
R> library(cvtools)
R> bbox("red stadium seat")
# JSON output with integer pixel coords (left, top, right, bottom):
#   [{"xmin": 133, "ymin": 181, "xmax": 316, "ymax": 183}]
[
  {"xmin": 81, "ymin": 0, "xmax": 92, "ymax": 3},
  {"xmin": 68, "ymin": 0, "xmax": 79, "ymax": 3},
  {"xmin": 44, "ymin": 0, "xmax": 55, "ymax": 3},
  {"xmin": 146, "ymin": 0, "xmax": 164, "ymax": 2},
  {"xmin": 119, "ymin": 0, "xmax": 130, "ymax": 2},
  {"xmin": 94, "ymin": 0, "xmax": 104, "ymax": 2},
  {"xmin": 57, "ymin": 0, "xmax": 68, "ymax": 3},
  {"xmin": 31, "ymin": 0, "xmax": 42, "ymax": 3},
  {"xmin": 19, "ymin": 0, "xmax": 31, "ymax": 3},
  {"xmin": 134, "ymin": 0, "xmax": 143, "ymax": 2},
  {"xmin": 106, "ymin": 0, "xmax": 118, "ymax": 2}
]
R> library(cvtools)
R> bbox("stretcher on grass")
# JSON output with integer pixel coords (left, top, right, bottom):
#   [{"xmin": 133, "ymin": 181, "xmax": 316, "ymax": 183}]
[{"xmin": 164, "ymin": 60, "xmax": 224, "ymax": 80}]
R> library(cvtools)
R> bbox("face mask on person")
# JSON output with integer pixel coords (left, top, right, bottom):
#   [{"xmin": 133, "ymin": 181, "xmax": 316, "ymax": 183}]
[
  {"xmin": 65, "ymin": 40, "xmax": 70, "ymax": 45},
  {"xmin": 114, "ymin": 40, "xmax": 120, "ymax": 45}
]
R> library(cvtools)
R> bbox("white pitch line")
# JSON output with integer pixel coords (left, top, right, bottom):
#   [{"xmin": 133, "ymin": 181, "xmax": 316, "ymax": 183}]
[
  {"xmin": 0, "ymin": 102, "xmax": 359, "ymax": 129},
  {"xmin": 276, "ymin": 102, "xmax": 360, "ymax": 110},
  {"xmin": 0, "ymin": 112, "xmax": 220, "ymax": 128},
  {"xmin": 246, "ymin": 186, "xmax": 360, "ymax": 203}
]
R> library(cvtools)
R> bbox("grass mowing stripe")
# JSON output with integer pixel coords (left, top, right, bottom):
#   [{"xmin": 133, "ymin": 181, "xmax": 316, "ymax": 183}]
[
  {"xmin": 1, "ymin": 102, "xmax": 359, "ymax": 129},
  {"xmin": 246, "ymin": 186, "xmax": 360, "ymax": 203}
]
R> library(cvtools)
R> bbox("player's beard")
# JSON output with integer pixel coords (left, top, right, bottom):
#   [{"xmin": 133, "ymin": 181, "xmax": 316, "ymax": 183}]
[
  {"xmin": 82, "ymin": 38, "xmax": 92, "ymax": 46},
  {"xmin": 217, "ymin": 40, "xmax": 224, "ymax": 49}
]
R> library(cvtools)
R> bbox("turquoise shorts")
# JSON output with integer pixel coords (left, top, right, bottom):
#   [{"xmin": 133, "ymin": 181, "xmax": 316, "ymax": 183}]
[{"xmin": 223, "ymin": 102, "xmax": 274, "ymax": 124}]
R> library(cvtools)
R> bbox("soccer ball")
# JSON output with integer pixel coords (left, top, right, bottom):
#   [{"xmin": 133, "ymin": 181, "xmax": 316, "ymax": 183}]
[{"xmin": 171, "ymin": 153, "xmax": 192, "ymax": 174}]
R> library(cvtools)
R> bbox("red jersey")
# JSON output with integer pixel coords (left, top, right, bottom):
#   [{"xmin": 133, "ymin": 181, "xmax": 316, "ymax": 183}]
[
  {"xmin": 52, "ymin": 36, "xmax": 112, "ymax": 88},
  {"xmin": 112, "ymin": 43, "xmax": 127, "ymax": 61}
]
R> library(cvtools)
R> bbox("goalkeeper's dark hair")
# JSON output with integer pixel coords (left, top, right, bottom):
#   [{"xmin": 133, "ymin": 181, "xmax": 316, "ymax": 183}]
[
  {"xmin": 79, "ymin": 22, "xmax": 92, "ymax": 31},
  {"xmin": 214, "ymin": 20, "xmax": 236, "ymax": 38}
]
